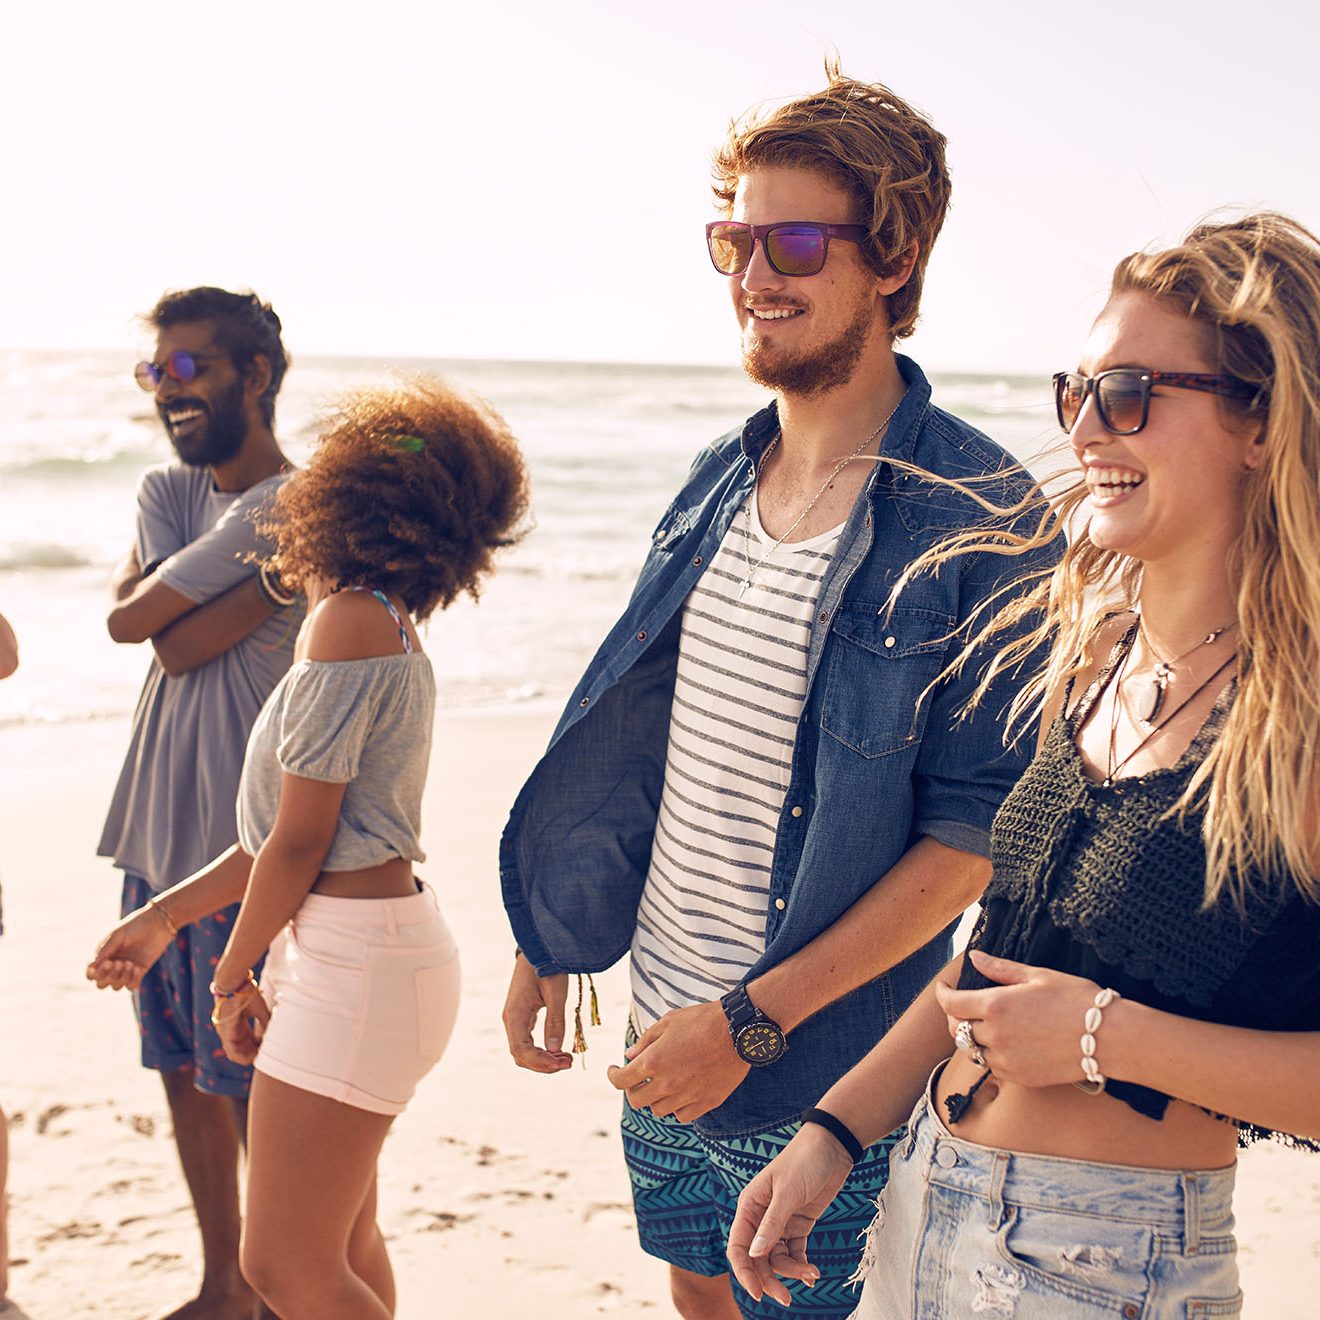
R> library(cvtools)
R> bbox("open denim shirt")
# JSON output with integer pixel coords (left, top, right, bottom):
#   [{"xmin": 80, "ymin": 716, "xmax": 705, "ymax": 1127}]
[{"xmin": 501, "ymin": 356, "xmax": 1055, "ymax": 1136}]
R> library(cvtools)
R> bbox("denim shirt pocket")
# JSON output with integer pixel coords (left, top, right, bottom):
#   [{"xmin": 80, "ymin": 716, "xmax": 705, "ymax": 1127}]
[
  {"xmin": 629, "ymin": 505, "xmax": 696, "ymax": 600},
  {"xmin": 649, "ymin": 504, "xmax": 694, "ymax": 553},
  {"xmin": 820, "ymin": 604, "xmax": 954, "ymax": 758}
]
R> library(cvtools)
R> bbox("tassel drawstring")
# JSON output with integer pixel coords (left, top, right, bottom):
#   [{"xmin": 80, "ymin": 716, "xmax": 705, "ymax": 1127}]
[{"xmin": 572, "ymin": 973, "xmax": 602, "ymax": 1063}]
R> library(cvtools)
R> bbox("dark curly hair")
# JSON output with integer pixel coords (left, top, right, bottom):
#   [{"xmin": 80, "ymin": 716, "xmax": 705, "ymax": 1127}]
[
  {"xmin": 264, "ymin": 377, "xmax": 529, "ymax": 620},
  {"xmin": 146, "ymin": 287, "xmax": 288, "ymax": 425}
]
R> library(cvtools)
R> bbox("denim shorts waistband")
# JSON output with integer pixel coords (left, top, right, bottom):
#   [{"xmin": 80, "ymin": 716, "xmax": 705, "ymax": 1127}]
[{"xmin": 910, "ymin": 1065, "xmax": 1236, "ymax": 1232}]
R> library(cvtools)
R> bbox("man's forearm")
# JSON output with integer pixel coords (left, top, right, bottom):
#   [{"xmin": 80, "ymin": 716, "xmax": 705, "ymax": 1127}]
[
  {"xmin": 749, "ymin": 836, "xmax": 988, "ymax": 1034},
  {"xmin": 110, "ymin": 549, "xmax": 148, "ymax": 603},
  {"xmin": 152, "ymin": 574, "xmax": 277, "ymax": 675}
]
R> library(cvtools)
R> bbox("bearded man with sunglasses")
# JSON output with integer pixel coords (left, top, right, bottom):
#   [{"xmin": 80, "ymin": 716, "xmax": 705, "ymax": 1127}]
[
  {"xmin": 97, "ymin": 287, "xmax": 297, "ymax": 1320},
  {"xmin": 501, "ymin": 72, "xmax": 1055, "ymax": 1319}
]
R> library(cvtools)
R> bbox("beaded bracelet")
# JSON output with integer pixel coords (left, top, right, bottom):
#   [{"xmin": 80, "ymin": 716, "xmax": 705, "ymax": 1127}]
[
  {"xmin": 209, "ymin": 969, "xmax": 260, "ymax": 1000},
  {"xmin": 209, "ymin": 971, "xmax": 261, "ymax": 1027},
  {"xmin": 1074, "ymin": 987, "xmax": 1121, "ymax": 1095}
]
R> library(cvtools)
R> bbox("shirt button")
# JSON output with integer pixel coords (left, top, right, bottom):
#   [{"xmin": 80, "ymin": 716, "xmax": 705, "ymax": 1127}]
[
  {"xmin": 693, "ymin": 555, "xmax": 703, "ymax": 567},
  {"xmin": 934, "ymin": 1145, "xmax": 958, "ymax": 1169},
  {"xmin": 1123, "ymin": 1306, "xmax": 1141, "ymax": 1320},
  {"xmin": 790, "ymin": 806, "xmax": 803, "ymax": 818},
  {"xmin": 819, "ymin": 610, "xmax": 830, "ymax": 623},
  {"xmin": 884, "ymin": 635, "xmax": 896, "ymax": 649},
  {"xmin": 654, "ymin": 528, "xmax": 665, "ymax": 542},
  {"xmin": 579, "ymin": 697, "xmax": 590, "ymax": 707},
  {"xmin": 636, "ymin": 630, "xmax": 647, "ymax": 642},
  {"xmin": 774, "ymin": 898, "xmax": 786, "ymax": 911}
]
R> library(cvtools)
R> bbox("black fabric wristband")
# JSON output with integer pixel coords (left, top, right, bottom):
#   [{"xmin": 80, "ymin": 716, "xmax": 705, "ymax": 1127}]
[{"xmin": 801, "ymin": 1106, "xmax": 866, "ymax": 1166}]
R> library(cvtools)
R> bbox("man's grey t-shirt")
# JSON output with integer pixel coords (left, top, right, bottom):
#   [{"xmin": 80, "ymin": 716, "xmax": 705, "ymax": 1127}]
[{"xmin": 98, "ymin": 463, "xmax": 300, "ymax": 892}]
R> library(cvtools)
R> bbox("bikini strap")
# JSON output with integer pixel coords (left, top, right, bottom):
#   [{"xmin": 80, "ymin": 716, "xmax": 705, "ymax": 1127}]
[{"xmin": 340, "ymin": 585, "xmax": 412, "ymax": 654}]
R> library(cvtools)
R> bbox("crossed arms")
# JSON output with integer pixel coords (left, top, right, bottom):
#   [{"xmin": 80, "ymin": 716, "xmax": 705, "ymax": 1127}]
[{"xmin": 107, "ymin": 547, "xmax": 275, "ymax": 675}]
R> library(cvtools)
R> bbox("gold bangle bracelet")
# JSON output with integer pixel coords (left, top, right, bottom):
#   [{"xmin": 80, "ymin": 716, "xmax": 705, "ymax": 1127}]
[
  {"xmin": 147, "ymin": 896, "xmax": 179, "ymax": 937},
  {"xmin": 210, "ymin": 1001, "xmax": 251, "ymax": 1027}
]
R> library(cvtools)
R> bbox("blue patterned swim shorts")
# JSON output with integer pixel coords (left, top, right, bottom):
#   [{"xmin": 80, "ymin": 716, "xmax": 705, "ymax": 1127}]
[
  {"xmin": 621, "ymin": 1088, "xmax": 900, "ymax": 1318},
  {"xmin": 121, "ymin": 873, "xmax": 257, "ymax": 1098}
]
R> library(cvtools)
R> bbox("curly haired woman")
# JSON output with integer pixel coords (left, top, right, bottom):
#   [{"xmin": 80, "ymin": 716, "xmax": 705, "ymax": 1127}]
[
  {"xmin": 89, "ymin": 377, "xmax": 528, "ymax": 1318},
  {"xmin": 727, "ymin": 213, "xmax": 1320, "ymax": 1319}
]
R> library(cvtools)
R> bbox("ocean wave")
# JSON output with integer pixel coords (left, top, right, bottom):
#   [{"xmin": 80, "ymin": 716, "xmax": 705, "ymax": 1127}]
[
  {"xmin": 1, "ymin": 448, "xmax": 158, "ymax": 479},
  {"xmin": 0, "ymin": 704, "xmax": 127, "ymax": 730},
  {"xmin": 0, "ymin": 680, "xmax": 559, "ymax": 731},
  {"xmin": 0, "ymin": 542, "xmax": 92, "ymax": 570},
  {"xmin": 501, "ymin": 555, "xmax": 636, "ymax": 583}
]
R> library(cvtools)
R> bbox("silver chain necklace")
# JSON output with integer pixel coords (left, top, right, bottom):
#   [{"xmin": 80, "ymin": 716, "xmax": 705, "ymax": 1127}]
[{"xmin": 737, "ymin": 396, "xmax": 904, "ymax": 599}]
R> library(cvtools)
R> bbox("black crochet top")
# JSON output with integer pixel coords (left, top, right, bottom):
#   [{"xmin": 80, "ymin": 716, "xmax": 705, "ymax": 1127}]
[{"xmin": 958, "ymin": 620, "xmax": 1320, "ymax": 1148}]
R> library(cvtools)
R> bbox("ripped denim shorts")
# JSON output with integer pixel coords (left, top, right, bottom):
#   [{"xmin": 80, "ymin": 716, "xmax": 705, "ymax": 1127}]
[{"xmin": 848, "ymin": 1070, "xmax": 1241, "ymax": 1319}]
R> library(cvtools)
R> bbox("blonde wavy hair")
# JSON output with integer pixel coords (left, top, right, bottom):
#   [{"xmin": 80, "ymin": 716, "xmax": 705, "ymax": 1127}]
[{"xmin": 892, "ymin": 212, "xmax": 1320, "ymax": 908}]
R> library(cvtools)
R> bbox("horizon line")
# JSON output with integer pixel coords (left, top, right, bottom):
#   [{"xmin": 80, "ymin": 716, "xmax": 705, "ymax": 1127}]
[{"xmin": 0, "ymin": 342, "xmax": 1055, "ymax": 383}]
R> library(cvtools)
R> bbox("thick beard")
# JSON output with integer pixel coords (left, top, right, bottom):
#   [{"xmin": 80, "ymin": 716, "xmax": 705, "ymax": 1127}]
[
  {"xmin": 741, "ymin": 297, "xmax": 875, "ymax": 398},
  {"xmin": 169, "ymin": 377, "xmax": 248, "ymax": 468}
]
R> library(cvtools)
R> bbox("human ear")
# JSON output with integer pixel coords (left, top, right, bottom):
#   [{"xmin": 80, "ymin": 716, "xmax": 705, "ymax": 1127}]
[
  {"xmin": 875, "ymin": 240, "xmax": 919, "ymax": 296},
  {"xmin": 244, "ymin": 353, "xmax": 272, "ymax": 401},
  {"xmin": 1241, "ymin": 420, "xmax": 1267, "ymax": 470}
]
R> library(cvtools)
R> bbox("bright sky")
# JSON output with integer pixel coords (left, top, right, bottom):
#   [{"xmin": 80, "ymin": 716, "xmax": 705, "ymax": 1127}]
[{"xmin": 4, "ymin": 0, "xmax": 1317, "ymax": 373}]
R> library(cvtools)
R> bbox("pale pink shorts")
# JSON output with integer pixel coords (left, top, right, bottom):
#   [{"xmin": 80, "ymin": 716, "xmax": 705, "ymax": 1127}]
[{"xmin": 256, "ymin": 884, "xmax": 460, "ymax": 1115}]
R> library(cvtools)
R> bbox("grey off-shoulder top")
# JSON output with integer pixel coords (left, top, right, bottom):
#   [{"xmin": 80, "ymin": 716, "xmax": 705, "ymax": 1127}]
[{"xmin": 237, "ymin": 652, "xmax": 435, "ymax": 871}]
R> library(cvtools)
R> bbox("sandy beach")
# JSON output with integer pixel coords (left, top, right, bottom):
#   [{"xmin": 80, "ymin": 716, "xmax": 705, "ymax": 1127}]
[{"xmin": 2, "ymin": 706, "xmax": 1318, "ymax": 1319}]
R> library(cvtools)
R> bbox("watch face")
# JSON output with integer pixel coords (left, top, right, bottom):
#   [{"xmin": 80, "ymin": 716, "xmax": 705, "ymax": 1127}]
[{"xmin": 735, "ymin": 1021, "xmax": 787, "ymax": 1066}]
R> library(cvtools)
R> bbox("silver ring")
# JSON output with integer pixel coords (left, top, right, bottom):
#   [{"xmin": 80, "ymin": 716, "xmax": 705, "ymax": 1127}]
[{"xmin": 954, "ymin": 1020, "xmax": 980, "ymax": 1054}]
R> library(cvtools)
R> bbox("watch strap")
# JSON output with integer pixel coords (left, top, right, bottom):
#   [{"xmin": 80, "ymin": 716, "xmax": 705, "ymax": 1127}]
[{"xmin": 720, "ymin": 983, "xmax": 760, "ymax": 1031}]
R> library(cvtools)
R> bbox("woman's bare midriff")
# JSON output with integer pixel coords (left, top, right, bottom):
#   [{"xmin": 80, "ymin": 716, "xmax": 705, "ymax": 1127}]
[
  {"xmin": 310, "ymin": 856, "xmax": 417, "ymax": 899},
  {"xmin": 933, "ymin": 1052, "xmax": 1238, "ymax": 1171}
]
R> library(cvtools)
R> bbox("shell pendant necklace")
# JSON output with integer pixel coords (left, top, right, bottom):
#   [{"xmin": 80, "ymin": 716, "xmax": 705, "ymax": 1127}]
[
  {"xmin": 738, "ymin": 396, "xmax": 903, "ymax": 599},
  {"xmin": 1135, "ymin": 616, "xmax": 1237, "ymax": 725}
]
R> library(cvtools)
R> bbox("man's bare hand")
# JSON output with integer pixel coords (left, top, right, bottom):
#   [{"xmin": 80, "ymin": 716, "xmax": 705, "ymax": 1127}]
[
  {"xmin": 501, "ymin": 952, "xmax": 573, "ymax": 1073},
  {"xmin": 607, "ymin": 1001, "xmax": 749, "ymax": 1123}
]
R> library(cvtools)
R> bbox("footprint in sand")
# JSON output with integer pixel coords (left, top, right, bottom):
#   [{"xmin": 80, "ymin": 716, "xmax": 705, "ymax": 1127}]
[
  {"xmin": 34, "ymin": 1104, "xmax": 69, "ymax": 1136},
  {"xmin": 36, "ymin": 1219, "xmax": 103, "ymax": 1244},
  {"xmin": 115, "ymin": 1113, "xmax": 156, "ymax": 1137},
  {"xmin": 411, "ymin": 1210, "xmax": 475, "ymax": 1233},
  {"xmin": 130, "ymin": 1251, "xmax": 182, "ymax": 1271}
]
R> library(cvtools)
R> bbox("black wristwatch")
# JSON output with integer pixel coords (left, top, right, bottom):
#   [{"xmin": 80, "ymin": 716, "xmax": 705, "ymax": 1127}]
[{"xmin": 720, "ymin": 984, "xmax": 787, "ymax": 1066}]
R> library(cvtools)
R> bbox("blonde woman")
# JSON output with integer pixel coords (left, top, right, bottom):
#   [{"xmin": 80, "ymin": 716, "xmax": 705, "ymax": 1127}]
[{"xmin": 727, "ymin": 213, "xmax": 1320, "ymax": 1319}]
